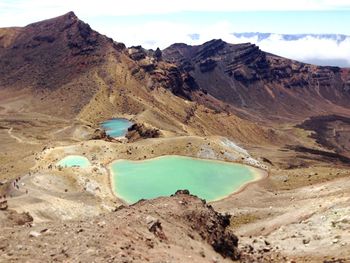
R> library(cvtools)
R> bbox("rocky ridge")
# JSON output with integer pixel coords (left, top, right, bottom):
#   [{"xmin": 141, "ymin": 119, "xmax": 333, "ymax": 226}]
[
  {"xmin": 163, "ymin": 39, "xmax": 350, "ymax": 120},
  {"xmin": 0, "ymin": 191, "xmax": 247, "ymax": 263}
]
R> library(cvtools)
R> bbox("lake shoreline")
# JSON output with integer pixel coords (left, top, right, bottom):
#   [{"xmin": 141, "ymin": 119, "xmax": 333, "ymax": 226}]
[{"xmin": 108, "ymin": 155, "xmax": 268, "ymax": 204}]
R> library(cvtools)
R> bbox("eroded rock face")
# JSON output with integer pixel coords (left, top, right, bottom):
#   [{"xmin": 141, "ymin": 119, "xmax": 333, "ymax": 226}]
[
  {"xmin": 89, "ymin": 128, "xmax": 107, "ymax": 140},
  {"xmin": 128, "ymin": 46, "xmax": 147, "ymax": 61},
  {"xmin": 199, "ymin": 58, "xmax": 217, "ymax": 73},
  {"xmin": 170, "ymin": 190, "xmax": 239, "ymax": 259},
  {"xmin": 185, "ymin": 203, "xmax": 239, "ymax": 259},
  {"xmin": 125, "ymin": 123, "xmax": 160, "ymax": 142},
  {"xmin": 163, "ymin": 39, "xmax": 350, "ymax": 120},
  {"xmin": 195, "ymin": 39, "xmax": 226, "ymax": 60},
  {"xmin": 128, "ymin": 45, "xmax": 163, "ymax": 63},
  {"xmin": 125, "ymin": 44, "xmax": 198, "ymax": 98}
]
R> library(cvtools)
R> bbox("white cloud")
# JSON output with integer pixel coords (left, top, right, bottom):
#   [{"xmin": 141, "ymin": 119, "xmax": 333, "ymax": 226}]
[
  {"xmin": 99, "ymin": 19, "xmax": 350, "ymax": 67},
  {"xmin": 93, "ymin": 20, "xmax": 238, "ymax": 49},
  {"xmin": 89, "ymin": 15, "xmax": 350, "ymax": 67},
  {"xmin": 230, "ymin": 34, "xmax": 350, "ymax": 67},
  {"xmin": 93, "ymin": 21, "xmax": 190, "ymax": 49}
]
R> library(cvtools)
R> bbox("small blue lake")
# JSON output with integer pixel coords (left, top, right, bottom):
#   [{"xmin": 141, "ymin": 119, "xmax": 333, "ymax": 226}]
[
  {"xmin": 100, "ymin": 118, "xmax": 133, "ymax": 138},
  {"xmin": 57, "ymin": 155, "xmax": 91, "ymax": 168}
]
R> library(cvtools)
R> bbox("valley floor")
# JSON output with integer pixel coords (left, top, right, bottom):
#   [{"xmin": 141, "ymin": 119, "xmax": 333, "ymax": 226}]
[{"xmin": 1, "ymin": 101, "xmax": 350, "ymax": 262}]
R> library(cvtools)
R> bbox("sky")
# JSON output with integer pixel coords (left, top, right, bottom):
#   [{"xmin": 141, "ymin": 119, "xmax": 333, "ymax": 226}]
[{"xmin": 1, "ymin": 0, "xmax": 350, "ymax": 66}]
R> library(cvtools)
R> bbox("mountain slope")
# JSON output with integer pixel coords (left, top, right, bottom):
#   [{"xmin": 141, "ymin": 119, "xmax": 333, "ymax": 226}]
[
  {"xmin": 0, "ymin": 12, "xmax": 273, "ymax": 145},
  {"xmin": 163, "ymin": 39, "xmax": 350, "ymax": 122},
  {"xmin": 0, "ymin": 11, "xmax": 127, "ymax": 117},
  {"xmin": 0, "ymin": 11, "xmax": 118, "ymax": 90}
]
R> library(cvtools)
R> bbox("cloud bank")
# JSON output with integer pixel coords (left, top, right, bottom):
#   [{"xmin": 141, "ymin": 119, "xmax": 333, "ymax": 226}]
[
  {"xmin": 230, "ymin": 34, "xmax": 350, "ymax": 67},
  {"xmin": 95, "ymin": 19, "xmax": 350, "ymax": 67},
  {"xmin": 1, "ymin": 1, "xmax": 349, "ymax": 67}
]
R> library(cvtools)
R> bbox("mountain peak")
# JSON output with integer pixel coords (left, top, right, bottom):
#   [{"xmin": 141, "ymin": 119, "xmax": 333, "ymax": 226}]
[
  {"xmin": 0, "ymin": 11, "xmax": 120, "ymax": 91},
  {"xmin": 203, "ymin": 38, "xmax": 226, "ymax": 45},
  {"xmin": 58, "ymin": 11, "xmax": 78, "ymax": 22},
  {"xmin": 26, "ymin": 11, "xmax": 79, "ymax": 29},
  {"xmin": 63, "ymin": 11, "xmax": 77, "ymax": 19}
]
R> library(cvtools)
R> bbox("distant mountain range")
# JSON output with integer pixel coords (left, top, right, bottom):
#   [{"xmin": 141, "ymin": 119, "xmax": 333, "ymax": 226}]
[
  {"xmin": 230, "ymin": 33, "xmax": 350, "ymax": 67},
  {"xmin": 1, "ymin": 13, "xmax": 350, "ymax": 123}
]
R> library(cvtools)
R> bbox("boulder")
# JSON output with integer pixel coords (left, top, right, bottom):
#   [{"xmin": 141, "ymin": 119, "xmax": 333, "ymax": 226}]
[
  {"xmin": 199, "ymin": 59, "xmax": 217, "ymax": 73},
  {"xmin": 126, "ymin": 123, "xmax": 160, "ymax": 142},
  {"xmin": 154, "ymin": 47, "xmax": 162, "ymax": 61},
  {"xmin": 128, "ymin": 46, "xmax": 147, "ymax": 61}
]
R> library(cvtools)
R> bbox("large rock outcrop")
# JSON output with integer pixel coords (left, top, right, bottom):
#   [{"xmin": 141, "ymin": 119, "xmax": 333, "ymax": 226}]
[
  {"xmin": 125, "ymin": 123, "xmax": 161, "ymax": 142},
  {"xmin": 0, "ymin": 191, "xmax": 242, "ymax": 262}
]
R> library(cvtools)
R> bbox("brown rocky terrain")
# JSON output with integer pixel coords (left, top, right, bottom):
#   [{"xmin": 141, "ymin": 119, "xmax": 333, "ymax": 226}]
[
  {"xmin": 0, "ymin": 192, "xmax": 240, "ymax": 263},
  {"xmin": 297, "ymin": 115, "xmax": 350, "ymax": 157},
  {"xmin": 163, "ymin": 40, "xmax": 350, "ymax": 122},
  {"xmin": 1, "ymin": 191, "xmax": 293, "ymax": 263},
  {"xmin": 0, "ymin": 12, "xmax": 350, "ymax": 262},
  {"xmin": 125, "ymin": 123, "xmax": 161, "ymax": 142}
]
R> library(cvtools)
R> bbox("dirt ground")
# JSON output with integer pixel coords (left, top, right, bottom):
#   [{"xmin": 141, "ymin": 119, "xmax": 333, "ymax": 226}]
[{"xmin": 1, "ymin": 97, "xmax": 350, "ymax": 262}]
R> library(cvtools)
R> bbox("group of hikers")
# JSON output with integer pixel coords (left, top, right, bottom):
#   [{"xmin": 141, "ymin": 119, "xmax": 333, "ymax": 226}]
[
  {"xmin": 0, "ymin": 176, "xmax": 30, "ymax": 210},
  {"xmin": 13, "ymin": 177, "xmax": 21, "ymax": 189},
  {"xmin": 0, "ymin": 194, "xmax": 8, "ymax": 210},
  {"xmin": 13, "ymin": 176, "xmax": 29, "ymax": 194}
]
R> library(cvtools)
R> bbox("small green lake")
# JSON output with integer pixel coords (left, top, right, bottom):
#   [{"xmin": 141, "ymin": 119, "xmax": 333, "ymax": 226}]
[
  {"xmin": 110, "ymin": 155, "xmax": 260, "ymax": 204},
  {"xmin": 100, "ymin": 118, "xmax": 133, "ymax": 138},
  {"xmin": 57, "ymin": 155, "xmax": 91, "ymax": 168}
]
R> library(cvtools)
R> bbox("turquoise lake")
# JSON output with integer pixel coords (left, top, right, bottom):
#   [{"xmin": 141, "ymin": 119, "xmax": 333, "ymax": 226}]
[
  {"xmin": 100, "ymin": 118, "xmax": 133, "ymax": 138},
  {"xmin": 57, "ymin": 155, "xmax": 91, "ymax": 168},
  {"xmin": 110, "ymin": 155, "xmax": 259, "ymax": 204}
]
